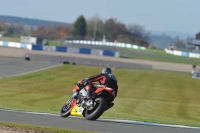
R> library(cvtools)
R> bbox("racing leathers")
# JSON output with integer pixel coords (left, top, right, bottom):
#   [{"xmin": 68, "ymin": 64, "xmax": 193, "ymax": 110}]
[
  {"xmin": 72, "ymin": 72, "xmax": 118, "ymax": 107},
  {"xmin": 79, "ymin": 73, "xmax": 118, "ymax": 108},
  {"xmin": 85, "ymin": 73, "xmax": 118, "ymax": 97}
]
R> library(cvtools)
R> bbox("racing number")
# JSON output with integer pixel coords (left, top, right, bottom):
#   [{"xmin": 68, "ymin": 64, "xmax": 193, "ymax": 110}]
[{"xmin": 78, "ymin": 107, "xmax": 83, "ymax": 114}]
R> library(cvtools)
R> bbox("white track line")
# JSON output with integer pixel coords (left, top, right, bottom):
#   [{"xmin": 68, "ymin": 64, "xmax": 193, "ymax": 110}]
[
  {"xmin": 0, "ymin": 64, "xmax": 62, "ymax": 79},
  {"xmin": 0, "ymin": 109, "xmax": 200, "ymax": 130}
]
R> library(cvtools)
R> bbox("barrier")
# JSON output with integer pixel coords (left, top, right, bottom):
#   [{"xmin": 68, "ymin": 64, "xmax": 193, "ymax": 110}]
[
  {"xmin": 0, "ymin": 41, "xmax": 32, "ymax": 50},
  {"xmin": 91, "ymin": 49, "xmax": 102, "ymax": 55},
  {"xmin": 56, "ymin": 46, "xmax": 67, "ymax": 52},
  {"xmin": 43, "ymin": 46, "xmax": 56, "ymax": 52},
  {"xmin": 79, "ymin": 48, "xmax": 91, "ymax": 54},
  {"xmin": 103, "ymin": 50, "xmax": 115, "ymax": 56},
  {"xmin": 65, "ymin": 40, "xmax": 146, "ymax": 50},
  {"xmin": 20, "ymin": 44, "xmax": 28, "ymax": 49},
  {"xmin": 32, "ymin": 45, "xmax": 43, "ymax": 51},
  {"xmin": 67, "ymin": 47, "xmax": 79, "ymax": 53},
  {"xmin": 4, "ymin": 40, "xmax": 200, "ymax": 58},
  {"xmin": 2, "ymin": 42, "xmax": 9, "ymax": 47},
  {"xmin": 0, "ymin": 41, "xmax": 119, "ymax": 57},
  {"xmin": 165, "ymin": 48, "xmax": 200, "ymax": 59}
]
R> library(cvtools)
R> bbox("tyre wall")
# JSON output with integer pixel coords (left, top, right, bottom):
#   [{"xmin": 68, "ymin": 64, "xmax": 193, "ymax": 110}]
[
  {"xmin": 65, "ymin": 40, "xmax": 146, "ymax": 50},
  {"xmin": 164, "ymin": 48, "xmax": 200, "ymax": 58},
  {"xmin": 0, "ymin": 41, "xmax": 119, "ymax": 57}
]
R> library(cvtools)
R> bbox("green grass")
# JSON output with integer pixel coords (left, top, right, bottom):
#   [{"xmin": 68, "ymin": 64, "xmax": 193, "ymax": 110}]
[
  {"xmin": 0, "ymin": 36, "xmax": 61, "ymax": 46},
  {"xmin": 0, "ymin": 36, "xmax": 20, "ymax": 42},
  {"xmin": 0, "ymin": 122, "xmax": 99, "ymax": 133},
  {"xmin": 43, "ymin": 39, "xmax": 61, "ymax": 46},
  {"xmin": 120, "ymin": 48, "xmax": 200, "ymax": 65},
  {"xmin": 0, "ymin": 65, "xmax": 200, "ymax": 127}
]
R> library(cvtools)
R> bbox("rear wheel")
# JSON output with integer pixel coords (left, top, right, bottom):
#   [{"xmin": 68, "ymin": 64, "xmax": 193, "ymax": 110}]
[
  {"xmin": 60, "ymin": 100, "xmax": 71, "ymax": 118},
  {"xmin": 84, "ymin": 97, "xmax": 107, "ymax": 120}
]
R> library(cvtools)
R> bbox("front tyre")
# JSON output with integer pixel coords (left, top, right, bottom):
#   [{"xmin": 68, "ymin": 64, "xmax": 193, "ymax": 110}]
[
  {"xmin": 84, "ymin": 97, "xmax": 107, "ymax": 120},
  {"xmin": 60, "ymin": 100, "xmax": 71, "ymax": 118}
]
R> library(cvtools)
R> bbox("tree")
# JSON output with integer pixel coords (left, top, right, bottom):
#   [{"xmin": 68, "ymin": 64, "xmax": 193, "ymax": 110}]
[
  {"xmin": 56, "ymin": 26, "xmax": 68, "ymax": 39},
  {"xmin": 116, "ymin": 34, "xmax": 133, "ymax": 44},
  {"xmin": 35, "ymin": 26, "xmax": 47, "ymax": 38},
  {"xmin": 173, "ymin": 37, "xmax": 186, "ymax": 49},
  {"xmin": 73, "ymin": 15, "xmax": 87, "ymax": 39},
  {"xmin": 0, "ymin": 20, "xmax": 5, "ymax": 31},
  {"xmin": 104, "ymin": 18, "xmax": 128, "ymax": 41},
  {"xmin": 86, "ymin": 16, "xmax": 104, "ymax": 41},
  {"xmin": 127, "ymin": 24, "xmax": 145, "ymax": 39},
  {"xmin": 0, "ymin": 26, "xmax": 4, "ymax": 31}
]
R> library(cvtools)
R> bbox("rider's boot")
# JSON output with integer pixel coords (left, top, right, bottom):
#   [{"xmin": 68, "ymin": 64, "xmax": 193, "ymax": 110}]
[{"xmin": 105, "ymin": 102, "xmax": 114, "ymax": 110}]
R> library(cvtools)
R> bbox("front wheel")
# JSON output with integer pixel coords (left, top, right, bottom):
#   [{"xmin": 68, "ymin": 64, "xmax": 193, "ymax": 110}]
[
  {"xmin": 84, "ymin": 97, "xmax": 107, "ymax": 120},
  {"xmin": 60, "ymin": 100, "xmax": 71, "ymax": 118}
]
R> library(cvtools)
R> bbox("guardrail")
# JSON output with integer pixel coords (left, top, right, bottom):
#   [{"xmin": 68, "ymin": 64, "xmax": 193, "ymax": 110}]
[
  {"xmin": 0, "ymin": 41, "xmax": 120, "ymax": 57},
  {"xmin": 165, "ymin": 48, "xmax": 200, "ymax": 58},
  {"xmin": 65, "ymin": 40, "xmax": 146, "ymax": 50},
  {"xmin": 2, "ymin": 41, "xmax": 200, "ymax": 59},
  {"xmin": 0, "ymin": 41, "xmax": 32, "ymax": 50}
]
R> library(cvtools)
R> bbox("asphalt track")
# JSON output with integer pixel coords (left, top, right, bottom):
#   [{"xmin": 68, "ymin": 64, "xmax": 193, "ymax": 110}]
[
  {"xmin": 0, "ymin": 110, "xmax": 200, "ymax": 133},
  {"xmin": 0, "ymin": 47, "xmax": 199, "ymax": 133},
  {"xmin": 0, "ymin": 57, "xmax": 60, "ymax": 78},
  {"xmin": 0, "ymin": 47, "xmax": 194, "ymax": 74}
]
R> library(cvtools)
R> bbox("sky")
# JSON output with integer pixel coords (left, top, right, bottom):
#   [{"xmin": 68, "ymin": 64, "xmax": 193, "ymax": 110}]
[{"xmin": 0, "ymin": 0, "xmax": 200, "ymax": 37}]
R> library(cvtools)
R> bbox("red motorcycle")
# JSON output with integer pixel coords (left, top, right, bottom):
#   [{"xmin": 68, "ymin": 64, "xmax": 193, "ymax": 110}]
[{"xmin": 60, "ymin": 81, "xmax": 115, "ymax": 120}]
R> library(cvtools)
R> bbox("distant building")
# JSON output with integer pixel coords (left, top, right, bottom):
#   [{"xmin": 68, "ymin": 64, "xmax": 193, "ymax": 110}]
[
  {"xmin": 196, "ymin": 32, "xmax": 200, "ymax": 40},
  {"xmin": 20, "ymin": 36, "xmax": 43, "ymax": 45},
  {"xmin": 187, "ymin": 32, "xmax": 200, "ymax": 50}
]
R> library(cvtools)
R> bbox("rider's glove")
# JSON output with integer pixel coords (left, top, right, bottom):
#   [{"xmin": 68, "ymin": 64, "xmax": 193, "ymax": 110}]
[
  {"xmin": 82, "ymin": 79, "xmax": 89, "ymax": 86},
  {"xmin": 83, "ymin": 82, "xmax": 88, "ymax": 86},
  {"xmin": 77, "ymin": 80, "xmax": 83, "ymax": 87},
  {"xmin": 77, "ymin": 78, "xmax": 89, "ymax": 87}
]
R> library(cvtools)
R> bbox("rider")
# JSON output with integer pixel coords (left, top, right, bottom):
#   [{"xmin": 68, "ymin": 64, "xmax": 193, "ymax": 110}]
[{"xmin": 73, "ymin": 67, "xmax": 118, "ymax": 110}]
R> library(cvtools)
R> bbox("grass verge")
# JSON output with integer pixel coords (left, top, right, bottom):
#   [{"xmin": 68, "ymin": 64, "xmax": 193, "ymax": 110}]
[
  {"xmin": 0, "ymin": 65, "xmax": 200, "ymax": 127},
  {"xmin": 0, "ymin": 36, "xmax": 61, "ymax": 46},
  {"xmin": 120, "ymin": 48, "xmax": 200, "ymax": 65}
]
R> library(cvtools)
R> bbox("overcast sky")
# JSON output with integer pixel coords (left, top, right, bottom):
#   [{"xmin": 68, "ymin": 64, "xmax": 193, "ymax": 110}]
[{"xmin": 0, "ymin": 0, "xmax": 199, "ymax": 36}]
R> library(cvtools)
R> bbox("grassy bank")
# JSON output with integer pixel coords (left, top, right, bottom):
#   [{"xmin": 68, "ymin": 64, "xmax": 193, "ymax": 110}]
[
  {"xmin": 0, "ymin": 36, "xmax": 61, "ymax": 46},
  {"xmin": 0, "ymin": 65, "xmax": 200, "ymax": 127},
  {"xmin": 120, "ymin": 48, "xmax": 200, "ymax": 65}
]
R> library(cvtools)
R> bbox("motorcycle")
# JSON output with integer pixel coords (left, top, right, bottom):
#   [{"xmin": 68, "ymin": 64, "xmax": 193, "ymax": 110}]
[{"xmin": 60, "ymin": 81, "xmax": 115, "ymax": 120}]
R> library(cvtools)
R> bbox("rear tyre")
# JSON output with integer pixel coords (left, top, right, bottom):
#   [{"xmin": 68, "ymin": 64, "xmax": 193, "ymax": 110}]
[
  {"xmin": 84, "ymin": 97, "xmax": 107, "ymax": 120},
  {"xmin": 60, "ymin": 101, "xmax": 71, "ymax": 118}
]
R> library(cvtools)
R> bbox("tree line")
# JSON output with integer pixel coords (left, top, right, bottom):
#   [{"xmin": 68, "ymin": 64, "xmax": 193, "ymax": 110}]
[
  {"xmin": 0, "ymin": 15, "xmax": 149, "ymax": 47},
  {"xmin": 1, "ymin": 15, "xmax": 194, "ymax": 49},
  {"xmin": 73, "ymin": 15, "xmax": 149, "ymax": 47}
]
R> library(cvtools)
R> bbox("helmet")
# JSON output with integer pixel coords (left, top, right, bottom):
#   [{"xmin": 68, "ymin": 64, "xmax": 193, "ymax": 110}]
[{"xmin": 102, "ymin": 67, "xmax": 112, "ymax": 74}]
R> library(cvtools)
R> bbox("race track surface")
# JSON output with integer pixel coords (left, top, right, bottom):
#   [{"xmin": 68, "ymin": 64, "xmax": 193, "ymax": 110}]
[
  {"xmin": 0, "ymin": 110, "xmax": 199, "ymax": 133},
  {"xmin": 0, "ymin": 47, "xmax": 193, "ymax": 73},
  {"xmin": 0, "ymin": 57, "xmax": 59, "ymax": 78}
]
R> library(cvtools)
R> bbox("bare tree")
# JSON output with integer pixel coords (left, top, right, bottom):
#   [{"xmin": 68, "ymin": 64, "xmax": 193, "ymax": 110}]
[
  {"xmin": 104, "ymin": 18, "xmax": 128, "ymax": 41},
  {"xmin": 173, "ymin": 37, "xmax": 186, "ymax": 49},
  {"xmin": 127, "ymin": 24, "xmax": 145, "ymax": 39},
  {"xmin": 86, "ymin": 16, "xmax": 104, "ymax": 41}
]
